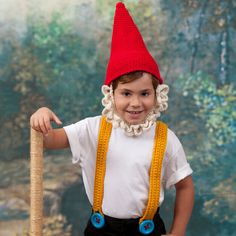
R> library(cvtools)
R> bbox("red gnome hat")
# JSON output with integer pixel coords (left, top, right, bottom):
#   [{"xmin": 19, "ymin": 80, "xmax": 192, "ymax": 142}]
[{"xmin": 105, "ymin": 2, "xmax": 163, "ymax": 85}]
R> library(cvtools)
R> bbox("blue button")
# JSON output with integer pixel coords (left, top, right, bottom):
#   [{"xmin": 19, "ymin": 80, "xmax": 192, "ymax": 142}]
[
  {"xmin": 139, "ymin": 220, "xmax": 154, "ymax": 234},
  {"xmin": 90, "ymin": 212, "xmax": 105, "ymax": 229}
]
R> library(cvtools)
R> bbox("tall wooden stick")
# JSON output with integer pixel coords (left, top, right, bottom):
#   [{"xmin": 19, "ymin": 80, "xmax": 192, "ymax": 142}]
[{"xmin": 30, "ymin": 128, "xmax": 43, "ymax": 236}]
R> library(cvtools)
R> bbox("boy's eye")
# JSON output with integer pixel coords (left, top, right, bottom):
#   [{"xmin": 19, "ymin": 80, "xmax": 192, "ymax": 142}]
[
  {"xmin": 141, "ymin": 92, "xmax": 149, "ymax": 96},
  {"xmin": 122, "ymin": 92, "xmax": 131, "ymax": 96}
]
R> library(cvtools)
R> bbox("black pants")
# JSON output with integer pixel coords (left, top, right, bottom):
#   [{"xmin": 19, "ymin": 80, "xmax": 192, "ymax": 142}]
[{"xmin": 84, "ymin": 210, "xmax": 166, "ymax": 236}]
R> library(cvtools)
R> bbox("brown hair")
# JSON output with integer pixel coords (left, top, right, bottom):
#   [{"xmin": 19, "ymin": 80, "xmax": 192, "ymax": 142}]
[{"xmin": 112, "ymin": 71, "xmax": 159, "ymax": 91}]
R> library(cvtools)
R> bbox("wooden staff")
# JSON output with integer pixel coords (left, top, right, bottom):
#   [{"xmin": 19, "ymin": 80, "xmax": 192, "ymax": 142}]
[{"xmin": 30, "ymin": 128, "xmax": 43, "ymax": 236}]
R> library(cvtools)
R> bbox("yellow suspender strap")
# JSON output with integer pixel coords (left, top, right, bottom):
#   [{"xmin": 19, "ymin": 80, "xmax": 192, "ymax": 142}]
[
  {"xmin": 139, "ymin": 121, "xmax": 167, "ymax": 223},
  {"xmin": 93, "ymin": 116, "xmax": 112, "ymax": 214},
  {"xmin": 92, "ymin": 116, "xmax": 168, "ymax": 222}
]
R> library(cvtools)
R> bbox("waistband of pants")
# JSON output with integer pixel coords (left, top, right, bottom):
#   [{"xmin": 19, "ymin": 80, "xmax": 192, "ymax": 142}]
[{"xmin": 103, "ymin": 207, "xmax": 160, "ymax": 225}]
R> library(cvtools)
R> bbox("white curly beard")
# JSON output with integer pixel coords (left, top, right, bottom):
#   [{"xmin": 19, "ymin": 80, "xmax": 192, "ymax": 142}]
[{"xmin": 101, "ymin": 84, "xmax": 169, "ymax": 136}]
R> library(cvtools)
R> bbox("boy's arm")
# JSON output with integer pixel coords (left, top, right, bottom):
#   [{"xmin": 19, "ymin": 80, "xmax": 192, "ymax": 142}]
[
  {"xmin": 30, "ymin": 107, "xmax": 69, "ymax": 149},
  {"xmin": 43, "ymin": 128, "xmax": 69, "ymax": 149},
  {"xmin": 165, "ymin": 175, "xmax": 194, "ymax": 236}
]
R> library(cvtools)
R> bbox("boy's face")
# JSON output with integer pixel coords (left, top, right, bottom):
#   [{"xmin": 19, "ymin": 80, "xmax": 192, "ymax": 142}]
[{"xmin": 113, "ymin": 73, "xmax": 156, "ymax": 125}]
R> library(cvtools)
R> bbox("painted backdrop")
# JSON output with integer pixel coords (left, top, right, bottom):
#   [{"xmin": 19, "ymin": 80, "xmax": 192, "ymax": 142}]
[{"xmin": 0, "ymin": 0, "xmax": 235, "ymax": 235}]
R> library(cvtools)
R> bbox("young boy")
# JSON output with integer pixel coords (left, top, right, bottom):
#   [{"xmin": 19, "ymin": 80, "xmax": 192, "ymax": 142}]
[{"xmin": 30, "ymin": 2, "xmax": 194, "ymax": 236}]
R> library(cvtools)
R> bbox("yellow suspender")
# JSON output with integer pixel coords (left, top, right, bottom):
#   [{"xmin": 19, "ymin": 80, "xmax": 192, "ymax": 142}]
[
  {"xmin": 139, "ymin": 119, "xmax": 167, "ymax": 223},
  {"xmin": 92, "ymin": 116, "xmax": 167, "ymax": 222},
  {"xmin": 93, "ymin": 116, "xmax": 112, "ymax": 214}
]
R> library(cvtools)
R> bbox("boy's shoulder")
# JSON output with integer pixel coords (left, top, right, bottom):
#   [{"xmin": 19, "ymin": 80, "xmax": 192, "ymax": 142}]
[
  {"xmin": 65, "ymin": 115, "xmax": 102, "ymax": 131},
  {"xmin": 77, "ymin": 115, "xmax": 102, "ymax": 129},
  {"xmin": 165, "ymin": 126, "xmax": 184, "ymax": 157},
  {"xmin": 157, "ymin": 121, "xmax": 179, "ymax": 142},
  {"xmin": 84, "ymin": 115, "xmax": 102, "ymax": 122},
  {"xmin": 74, "ymin": 115, "xmax": 101, "ymax": 123}
]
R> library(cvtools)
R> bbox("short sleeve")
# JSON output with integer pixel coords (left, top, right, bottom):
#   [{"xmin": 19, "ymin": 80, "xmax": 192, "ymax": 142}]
[
  {"xmin": 163, "ymin": 129, "xmax": 193, "ymax": 189},
  {"xmin": 63, "ymin": 116, "xmax": 101, "ymax": 164},
  {"xmin": 63, "ymin": 123, "xmax": 82, "ymax": 164}
]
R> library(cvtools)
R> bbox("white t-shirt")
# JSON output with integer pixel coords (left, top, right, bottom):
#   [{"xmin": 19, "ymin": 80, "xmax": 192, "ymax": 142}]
[{"xmin": 64, "ymin": 115, "xmax": 193, "ymax": 219}]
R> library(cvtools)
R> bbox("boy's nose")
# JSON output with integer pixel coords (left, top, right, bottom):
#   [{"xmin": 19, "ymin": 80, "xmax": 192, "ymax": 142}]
[{"xmin": 130, "ymin": 96, "xmax": 141, "ymax": 107}]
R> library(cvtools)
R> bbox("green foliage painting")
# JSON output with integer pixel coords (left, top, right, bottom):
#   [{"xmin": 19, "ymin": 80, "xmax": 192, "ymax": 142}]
[{"xmin": 0, "ymin": 0, "xmax": 235, "ymax": 235}]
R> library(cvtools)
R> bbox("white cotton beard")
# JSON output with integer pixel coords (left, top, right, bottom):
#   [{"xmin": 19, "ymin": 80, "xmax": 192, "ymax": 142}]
[{"xmin": 101, "ymin": 83, "xmax": 169, "ymax": 137}]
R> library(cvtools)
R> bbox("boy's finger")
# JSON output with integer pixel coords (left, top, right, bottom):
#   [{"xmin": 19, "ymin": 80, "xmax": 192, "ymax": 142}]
[
  {"xmin": 33, "ymin": 119, "xmax": 41, "ymax": 132},
  {"xmin": 39, "ymin": 118, "xmax": 48, "ymax": 135},
  {"xmin": 52, "ymin": 113, "xmax": 62, "ymax": 125},
  {"xmin": 44, "ymin": 117, "xmax": 52, "ymax": 133},
  {"xmin": 30, "ymin": 115, "xmax": 34, "ymax": 127}
]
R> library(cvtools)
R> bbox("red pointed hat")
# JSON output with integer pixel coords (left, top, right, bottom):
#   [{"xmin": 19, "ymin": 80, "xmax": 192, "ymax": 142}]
[{"xmin": 105, "ymin": 2, "xmax": 163, "ymax": 85}]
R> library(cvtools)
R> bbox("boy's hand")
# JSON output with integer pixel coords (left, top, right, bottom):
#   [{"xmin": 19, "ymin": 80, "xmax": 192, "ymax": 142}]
[{"xmin": 30, "ymin": 107, "xmax": 62, "ymax": 135}]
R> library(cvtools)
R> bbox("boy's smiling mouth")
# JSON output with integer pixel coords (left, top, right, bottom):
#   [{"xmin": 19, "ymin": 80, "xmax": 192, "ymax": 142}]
[{"xmin": 127, "ymin": 111, "xmax": 143, "ymax": 114}]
